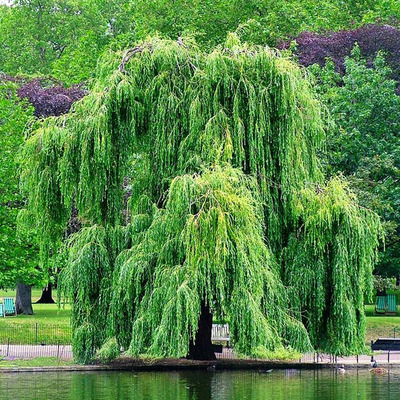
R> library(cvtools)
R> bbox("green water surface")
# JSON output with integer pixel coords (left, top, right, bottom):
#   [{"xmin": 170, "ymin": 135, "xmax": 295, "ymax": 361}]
[{"xmin": 0, "ymin": 369, "xmax": 399, "ymax": 400}]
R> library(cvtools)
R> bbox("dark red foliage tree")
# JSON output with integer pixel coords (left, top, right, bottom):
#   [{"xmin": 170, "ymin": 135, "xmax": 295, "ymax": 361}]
[
  {"xmin": 17, "ymin": 78, "xmax": 86, "ymax": 117},
  {"xmin": 0, "ymin": 74, "xmax": 86, "ymax": 117},
  {"xmin": 281, "ymin": 24, "xmax": 400, "ymax": 82}
]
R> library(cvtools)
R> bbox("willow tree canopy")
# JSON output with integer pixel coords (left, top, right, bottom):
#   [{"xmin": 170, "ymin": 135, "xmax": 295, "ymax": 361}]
[{"xmin": 20, "ymin": 36, "xmax": 382, "ymax": 363}]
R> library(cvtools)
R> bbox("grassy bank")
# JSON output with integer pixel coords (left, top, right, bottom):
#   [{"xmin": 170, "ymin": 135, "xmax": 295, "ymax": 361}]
[{"xmin": 0, "ymin": 357, "xmax": 75, "ymax": 368}]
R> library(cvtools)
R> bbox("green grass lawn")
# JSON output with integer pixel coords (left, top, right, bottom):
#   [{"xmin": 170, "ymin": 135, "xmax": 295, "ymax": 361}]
[
  {"xmin": 0, "ymin": 288, "xmax": 70, "ymax": 325},
  {"xmin": 0, "ymin": 357, "xmax": 75, "ymax": 368},
  {"xmin": 0, "ymin": 303, "xmax": 71, "ymax": 326},
  {"xmin": 0, "ymin": 289, "xmax": 71, "ymax": 344},
  {"xmin": 0, "ymin": 304, "xmax": 72, "ymax": 344},
  {"xmin": 365, "ymin": 304, "xmax": 400, "ymax": 342}
]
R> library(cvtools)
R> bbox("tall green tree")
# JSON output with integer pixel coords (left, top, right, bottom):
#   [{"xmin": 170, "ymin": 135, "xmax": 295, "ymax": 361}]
[
  {"xmin": 20, "ymin": 37, "xmax": 381, "ymax": 363},
  {"xmin": 310, "ymin": 47, "xmax": 400, "ymax": 282},
  {"xmin": 0, "ymin": 81, "xmax": 43, "ymax": 313},
  {"xmin": 0, "ymin": 0, "xmax": 136, "ymax": 84}
]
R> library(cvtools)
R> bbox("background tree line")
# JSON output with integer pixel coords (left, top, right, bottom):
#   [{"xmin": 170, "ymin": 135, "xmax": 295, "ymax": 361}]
[{"xmin": 1, "ymin": 0, "xmax": 400, "ymax": 84}]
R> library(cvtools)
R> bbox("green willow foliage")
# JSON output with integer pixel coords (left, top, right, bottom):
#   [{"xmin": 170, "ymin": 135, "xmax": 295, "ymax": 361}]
[{"xmin": 20, "ymin": 36, "xmax": 382, "ymax": 363}]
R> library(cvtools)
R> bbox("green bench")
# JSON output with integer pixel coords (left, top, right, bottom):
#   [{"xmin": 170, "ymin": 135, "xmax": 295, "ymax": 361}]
[
  {"xmin": 375, "ymin": 294, "xmax": 398, "ymax": 315},
  {"xmin": 375, "ymin": 295, "xmax": 386, "ymax": 314},
  {"xmin": 387, "ymin": 294, "xmax": 398, "ymax": 315},
  {"xmin": 4, "ymin": 297, "xmax": 16, "ymax": 316}
]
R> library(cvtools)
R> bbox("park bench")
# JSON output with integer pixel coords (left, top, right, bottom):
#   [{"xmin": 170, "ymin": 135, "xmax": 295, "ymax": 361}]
[
  {"xmin": 212, "ymin": 323, "xmax": 230, "ymax": 347},
  {"xmin": 371, "ymin": 338, "xmax": 400, "ymax": 351},
  {"xmin": 374, "ymin": 294, "xmax": 398, "ymax": 315},
  {"xmin": 4, "ymin": 297, "xmax": 16, "ymax": 316},
  {"xmin": 387, "ymin": 294, "xmax": 398, "ymax": 315},
  {"xmin": 371, "ymin": 338, "xmax": 400, "ymax": 363},
  {"xmin": 0, "ymin": 303, "xmax": 3, "ymax": 317},
  {"xmin": 375, "ymin": 296, "xmax": 386, "ymax": 314}
]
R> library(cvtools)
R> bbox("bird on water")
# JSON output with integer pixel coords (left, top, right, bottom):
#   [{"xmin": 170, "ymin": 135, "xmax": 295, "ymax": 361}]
[
  {"xmin": 337, "ymin": 365, "xmax": 345, "ymax": 373},
  {"xmin": 370, "ymin": 361, "xmax": 387, "ymax": 373}
]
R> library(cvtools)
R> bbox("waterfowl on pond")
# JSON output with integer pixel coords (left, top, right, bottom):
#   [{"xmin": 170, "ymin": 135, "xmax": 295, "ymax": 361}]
[
  {"xmin": 258, "ymin": 369, "xmax": 273, "ymax": 374},
  {"xmin": 337, "ymin": 365, "xmax": 346, "ymax": 373},
  {"xmin": 370, "ymin": 362, "xmax": 387, "ymax": 373}
]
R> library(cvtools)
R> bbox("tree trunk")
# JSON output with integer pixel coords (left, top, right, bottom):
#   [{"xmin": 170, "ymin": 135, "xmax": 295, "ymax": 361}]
[
  {"xmin": 36, "ymin": 283, "xmax": 55, "ymax": 304},
  {"xmin": 15, "ymin": 282, "xmax": 33, "ymax": 315},
  {"xmin": 187, "ymin": 301, "xmax": 216, "ymax": 360}
]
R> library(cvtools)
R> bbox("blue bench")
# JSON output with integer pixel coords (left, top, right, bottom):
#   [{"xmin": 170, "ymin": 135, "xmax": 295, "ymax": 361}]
[{"xmin": 4, "ymin": 297, "xmax": 16, "ymax": 316}]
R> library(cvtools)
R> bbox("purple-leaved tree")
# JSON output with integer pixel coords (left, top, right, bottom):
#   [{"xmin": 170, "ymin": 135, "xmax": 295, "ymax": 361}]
[{"xmin": 280, "ymin": 24, "xmax": 400, "ymax": 83}]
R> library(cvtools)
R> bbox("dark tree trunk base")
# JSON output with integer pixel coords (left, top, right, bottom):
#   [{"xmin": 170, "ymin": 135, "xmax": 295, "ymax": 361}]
[
  {"xmin": 187, "ymin": 301, "xmax": 216, "ymax": 360},
  {"xmin": 36, "ymin": 284, "xmax": 55, "ymax": 304},
  {"xmin": 15, "ymin": 282, "xmax": 33, "ymax": 315}
]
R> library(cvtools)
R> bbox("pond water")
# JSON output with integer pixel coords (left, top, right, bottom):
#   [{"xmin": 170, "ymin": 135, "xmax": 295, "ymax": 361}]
[{"xmin": 0, "ymin": 369, "xmax": 400, "ymax": 400}]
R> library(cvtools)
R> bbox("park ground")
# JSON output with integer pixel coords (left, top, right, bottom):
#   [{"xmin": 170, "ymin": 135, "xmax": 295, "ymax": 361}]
[
  {"xmin": 0, "ymin": 288, "xmax": 71, "ymax": 345},
  {"xmin": 0, "ymin": 288, "xmax": 70, "ymax": 325},
  {"xmin": 1, "ymin": 289, "xmax": 400, "ymax": 367}
]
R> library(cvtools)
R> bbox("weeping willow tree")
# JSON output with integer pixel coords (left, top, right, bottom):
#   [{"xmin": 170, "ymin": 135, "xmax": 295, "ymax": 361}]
[{"xmin": 20, "ymin": 35, "xmax": 382, "ymax": 363}]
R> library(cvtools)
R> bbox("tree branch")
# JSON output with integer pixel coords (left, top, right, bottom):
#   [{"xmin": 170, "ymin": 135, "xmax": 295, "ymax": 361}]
[{"xmin": 119, "ymin": 46, "xmax": 144, "ymax": 73}]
